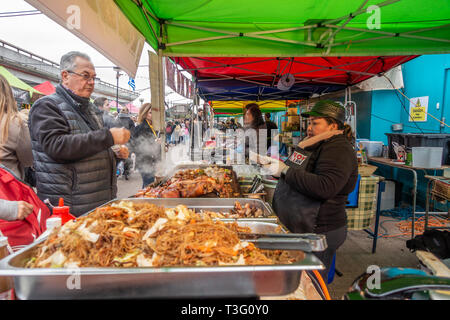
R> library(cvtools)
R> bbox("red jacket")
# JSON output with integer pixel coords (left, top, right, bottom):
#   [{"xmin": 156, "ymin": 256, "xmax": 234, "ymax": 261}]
[{"xmin": 0, "ymin": 166, "xmax": 50, "ymax": 250}]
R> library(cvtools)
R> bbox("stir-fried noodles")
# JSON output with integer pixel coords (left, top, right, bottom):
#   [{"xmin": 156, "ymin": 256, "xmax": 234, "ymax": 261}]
[{"xmin": 26, "ymin": 202, "xmax": 298, "ymax": 268}]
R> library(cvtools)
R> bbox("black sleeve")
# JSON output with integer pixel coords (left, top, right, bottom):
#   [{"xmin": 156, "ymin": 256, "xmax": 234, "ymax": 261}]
[
  {"xmin": 128, "ymin": 124, "xmax": 143, "ymax": 153},
  {"xmin": 284, "ymin": 144, "xmax": 354, "ymax": 201},
  {"xmin": 29, "ymin": 98, "xmax": 115, "ymax": 163},
  {"xmin": 128, "ymin": 119, "xmax": 136, "ymax": 135}
]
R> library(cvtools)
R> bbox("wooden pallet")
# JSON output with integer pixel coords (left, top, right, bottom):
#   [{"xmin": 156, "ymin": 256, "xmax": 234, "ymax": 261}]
[{"xmin": 416, "ymin": 250, "xmax": 450, "ymax": 298}]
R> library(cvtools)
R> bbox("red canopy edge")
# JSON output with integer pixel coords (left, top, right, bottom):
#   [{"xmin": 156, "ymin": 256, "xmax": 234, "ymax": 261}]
[{"xmin": 172, "ymin": 56, "xmax": 417, "ymax": 86}]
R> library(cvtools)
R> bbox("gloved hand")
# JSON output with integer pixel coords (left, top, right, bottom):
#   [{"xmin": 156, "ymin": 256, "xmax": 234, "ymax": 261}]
[
  {"xmin": 262, "ymin": 158, "xmax": 288, "ymax": 178},
  {"xmin": 249, "ymin": 151, "xmax": 272, "ymax": 165}
]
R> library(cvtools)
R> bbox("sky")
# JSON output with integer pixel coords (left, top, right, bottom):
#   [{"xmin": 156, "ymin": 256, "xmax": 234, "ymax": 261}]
[{"xmin": 0, "ymin": 0, "xmax": 193, "ymax": 107}]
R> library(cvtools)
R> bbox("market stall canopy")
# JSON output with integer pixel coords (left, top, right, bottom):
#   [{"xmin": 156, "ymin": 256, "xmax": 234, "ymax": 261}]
[
  {"xmin": 172, "ymin": 55, "xmax": 416, "ymax": 101},
  {"xmin": 125, "ymin": 102, "xmax": 140, "ymax": 113},
  {"xmin": 115, "ymin": 0, "xmax": 450, "ymax": 57},
  {"xmin": 25, "ymin": 0, "xmax": 145, "ymax": 77},
  {"xmin": 33, "ymin": 81, "xmax": 56, "ymax": 96},
  {"xmin": 0, "ymin": 66, "xmax": 43, "ymax": 101},
  {"xmin": 210, "ymin": 100, "xmax": 294, "ymax": 114}
]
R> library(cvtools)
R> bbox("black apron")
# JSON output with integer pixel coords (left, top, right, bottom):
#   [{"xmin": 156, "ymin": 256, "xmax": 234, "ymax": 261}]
[{"xmin": 272, "ymin": 145, "xmax": 322, "ymax": 234}]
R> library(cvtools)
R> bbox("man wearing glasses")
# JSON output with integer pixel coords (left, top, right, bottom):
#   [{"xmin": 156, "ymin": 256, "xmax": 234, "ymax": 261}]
[{"xmin": 29, "ymin": 51, "xmax": 130, "ymax": 216}]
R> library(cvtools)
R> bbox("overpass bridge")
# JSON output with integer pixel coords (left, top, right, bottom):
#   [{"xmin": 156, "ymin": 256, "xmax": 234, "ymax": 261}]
[{"xmin": 0, "ymin": 39, "xmax": 140, "ymax": 104}]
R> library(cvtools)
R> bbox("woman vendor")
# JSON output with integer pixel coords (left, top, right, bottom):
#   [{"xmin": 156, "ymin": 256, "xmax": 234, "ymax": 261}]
[{"xmin": 262, "ymin": 100, "xmax": 358, "ymax": 279}]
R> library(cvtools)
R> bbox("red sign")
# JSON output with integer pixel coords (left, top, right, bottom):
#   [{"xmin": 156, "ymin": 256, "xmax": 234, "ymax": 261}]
[{"xmin": 289, "ymin": 151, "xmax": 308, "ymax": 166}]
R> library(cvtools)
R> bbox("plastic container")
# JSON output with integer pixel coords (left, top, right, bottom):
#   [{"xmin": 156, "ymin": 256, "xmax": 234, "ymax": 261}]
[
  {"xmin": 359, "ymin": 141, "xmax": 384, "ymax": 157},
  {"xmin": 412, "ymin": 147, "xmax": 443, "ymax": 168},
  {"xmin": 35, "ymin": 217, "xmax": 62, "ymax": 242},
  {"xmin": 52, "ymin": 198, "xmax": 76, "ymax": 225},
  {"xmin": 386, "ymin": 133, "xmax": 450, "ymax": 164}
]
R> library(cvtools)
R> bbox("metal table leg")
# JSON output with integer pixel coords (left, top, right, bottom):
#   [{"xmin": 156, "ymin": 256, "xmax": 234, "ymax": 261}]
[
  {"xmin": 372, "ymin": 180, "xmax": 385, "ymax": 254},
  {"xmin": 411, "ymin": 169, "xmax": 417, "ymax": 239},
  {"xmin": 425, "ymin": 179, "xmax": 433, "ymax": 231},
  {"xmin": 402, "ymin": 168, "xmax": 418, "ymax": 239},
  {"xmin": 369, "ymin": 160, "xmax": 418, "ymax": 239}
]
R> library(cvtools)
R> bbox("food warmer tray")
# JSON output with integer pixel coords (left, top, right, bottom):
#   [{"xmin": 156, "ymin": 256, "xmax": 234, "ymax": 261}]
[
  {"xmin": 105, "ymin": 197, "xmax": 278, "ymax": 223},
  {"xmin": 0, "ymin": 221, "xmax": 325, "ymax": 300},
  {"xmin": 147, "ymin": 164, "xmax": 243, "ymax": 198}
]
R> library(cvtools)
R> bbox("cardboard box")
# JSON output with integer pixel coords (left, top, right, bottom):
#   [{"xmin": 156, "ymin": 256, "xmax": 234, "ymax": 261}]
[
  {"xmin": 288, "ymin": 108, "xmax": 298, "ymax": 116},
  {"xmin": 288, "ymin": 115, "xmax": 300, "ymax": 124}
]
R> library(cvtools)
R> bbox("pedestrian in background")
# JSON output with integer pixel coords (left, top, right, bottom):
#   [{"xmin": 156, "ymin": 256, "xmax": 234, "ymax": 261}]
[
  {"xmin": 117, "ymin": 106, "xmax": 135, "ymax": 135},
  {"xmin": 93, "ymin": 97, "xmax": 118, "ymax": 129},
  {"xmin": 165, "ymin": 121, "xmax": 173, "ymax": 144},
  {"xmin": 130, "ymin": 103, "xmax": 162, "ymax": 188},
  {"xmin": 0, "ymin": 74, "xmax": 33, "ymax": 181}
]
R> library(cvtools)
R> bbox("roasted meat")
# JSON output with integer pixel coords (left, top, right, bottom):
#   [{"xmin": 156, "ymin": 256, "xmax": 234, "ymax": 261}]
[{"xmin": 136, "ymin": 167, "xmax": 239, "ymax": 198}]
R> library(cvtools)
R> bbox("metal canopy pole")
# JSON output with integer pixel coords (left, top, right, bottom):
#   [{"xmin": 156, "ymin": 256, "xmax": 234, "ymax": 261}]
[
  {"xmin": 113, "ymin": 66, "xmax": 122, "ymax": 111},
  {"xmin": 323, "ymin": 0, "xmax": 369, "ymax": 45},
  {"xmin": 325, "ymin": 24, "xmax": 450, "ymax": 48}
]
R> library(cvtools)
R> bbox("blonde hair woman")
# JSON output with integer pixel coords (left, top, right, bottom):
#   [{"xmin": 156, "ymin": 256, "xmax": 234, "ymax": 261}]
[
  {"xmin": 137, "ymin": 102, "xmax": 152, "ymax": 124},
  {"xmin": 130, "ymin": 103, "xmax": 162, "ymax": 187},
  {"xmin": 0, "ymin": 74, "xmax": 33, "ymax": 180}
]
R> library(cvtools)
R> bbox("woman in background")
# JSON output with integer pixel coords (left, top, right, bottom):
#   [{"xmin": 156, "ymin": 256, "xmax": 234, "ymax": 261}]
[
  {"xmin": 243, "ymin": 103, "xmax": 267, "ymax": 157},
  {"xmin": 0, "ymin": 74, "xmax": 33, "ymax": 181},
  {"xmin": 130, "ymin": 103, "xmax": 162, "ymax": 188}
]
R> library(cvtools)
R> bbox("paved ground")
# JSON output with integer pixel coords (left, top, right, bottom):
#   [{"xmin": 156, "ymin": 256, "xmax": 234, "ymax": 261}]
[
  {"xmin": 328, "ymin": 222, "xmax": 420, "ymax": 299},
  {"xmin": 116, "ymin": 170, "xmax": 143, "ymax": 199},
  {"xmin": 116, "ymin": 167, "xmax": 422, "ymax": 300}
]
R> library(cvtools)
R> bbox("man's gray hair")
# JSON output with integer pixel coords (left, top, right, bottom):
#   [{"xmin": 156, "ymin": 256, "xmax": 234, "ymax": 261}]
[{"xmin": 60, "ymin": 51, "xmax": 92, "ymax": 71}]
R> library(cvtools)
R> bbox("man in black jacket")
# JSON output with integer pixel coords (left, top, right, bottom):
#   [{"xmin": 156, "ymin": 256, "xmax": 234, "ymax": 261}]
[{"xmin": 29, "ymin": 51, "xmax": 131, "ymax": 216}]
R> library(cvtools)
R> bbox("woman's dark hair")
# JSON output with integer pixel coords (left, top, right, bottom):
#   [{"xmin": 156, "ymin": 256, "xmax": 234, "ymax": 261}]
[
  {"xmin": 245, "ymin": 104, "xmax": 265, "ymax": 128},
  {"xmin": 323, "ymin": 117, "xmax": 355, "ymax": 146},
  {"xmin": 244, "ymin": 103, "xmax": 259, "ymax": 110}
]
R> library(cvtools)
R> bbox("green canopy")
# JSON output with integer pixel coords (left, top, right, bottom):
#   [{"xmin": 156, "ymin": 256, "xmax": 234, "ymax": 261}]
[
  {"xmin": 115, "ymin": 0, "xmax": 450, "ymax": 57},
  {"xmin": 0, "ymin": 66, "xmax": 43, "ymax": 97}
]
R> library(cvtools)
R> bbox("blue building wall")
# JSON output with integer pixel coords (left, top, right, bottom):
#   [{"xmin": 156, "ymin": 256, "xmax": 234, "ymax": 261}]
[
  {"xmin": 370, "ymin": 54, "xmax": 450, "ymax": 141},
  {"xmin": 368, "ymin": 54, "xmax": 450, "ymax": 209},
  {"xmin": 369, "ymin": 90, "xmax": 402, "ymax": 144},
  {"xmin": 400, "ymin": 54, "xmax": 450, "ymax": 134}
]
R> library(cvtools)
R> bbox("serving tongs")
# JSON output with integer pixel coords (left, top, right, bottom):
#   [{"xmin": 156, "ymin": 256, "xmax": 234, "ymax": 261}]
[{"xmin": 238, "ymin": 232, "xmax": 327, "ymax": 252}]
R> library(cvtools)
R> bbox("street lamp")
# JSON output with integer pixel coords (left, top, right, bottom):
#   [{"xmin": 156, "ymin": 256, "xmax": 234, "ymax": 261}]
[{"xmin": 113, "ymin": 66, "xmax": 122, "ymax": 112}]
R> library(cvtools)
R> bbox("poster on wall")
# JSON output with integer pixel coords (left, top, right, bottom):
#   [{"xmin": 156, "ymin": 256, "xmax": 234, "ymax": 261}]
[{"xmin": 409, "ymin": 96, "xmax": 429, "ymax": 122}]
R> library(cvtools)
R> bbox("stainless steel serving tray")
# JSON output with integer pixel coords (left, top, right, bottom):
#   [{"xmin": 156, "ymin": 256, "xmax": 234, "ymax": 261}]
[
  {"xmin": 128, "ymin": 197, "xmax": 278, "ymax": 222},
  {"xmin": 0, "ymin": 221, "xmax": 325, "ymax": 300},
  {"xmin": 154, "ymin": 164, "xmax": 243, "ymax": 197}
]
